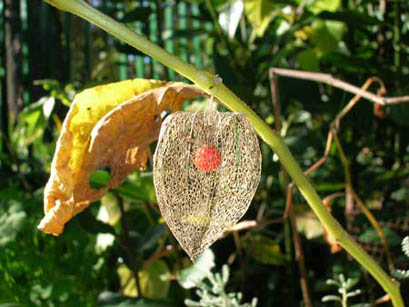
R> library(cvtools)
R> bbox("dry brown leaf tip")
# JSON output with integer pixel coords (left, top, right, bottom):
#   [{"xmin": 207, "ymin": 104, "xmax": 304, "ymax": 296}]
[{"xmin": 39, "ymin": 80, "xmax": 203, "ymax": 236}]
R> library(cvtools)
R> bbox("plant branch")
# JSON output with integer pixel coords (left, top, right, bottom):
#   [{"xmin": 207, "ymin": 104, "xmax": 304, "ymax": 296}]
[
  {"xmin": 333, "ymin": 133, "xmax": 395, "ymax": 272},
  {"xmin": 43, "ymin": 1, "xmax": 404, "ymax": 306},
  {"xmin": 270, "ymin": 70, "xmax": 313, "ymax": 307},
  {"xmin": 270, "ymin": 68, "xmax": 409, "ymax": 105},
  {"xmin": 274, "ymin": 73, "xmax": 395, "ymax": 271}
]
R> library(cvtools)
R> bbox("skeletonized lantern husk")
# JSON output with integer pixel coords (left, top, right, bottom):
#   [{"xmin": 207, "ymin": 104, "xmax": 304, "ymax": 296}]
[{"xmin": 153, "ymin": 111, "xmax": 261, "ymax": 260}]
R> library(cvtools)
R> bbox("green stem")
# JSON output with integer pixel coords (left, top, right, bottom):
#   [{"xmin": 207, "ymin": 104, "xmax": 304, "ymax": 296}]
[{"xmin": 43, "ymin": 1, "xmax": 403, "ymax": 306}]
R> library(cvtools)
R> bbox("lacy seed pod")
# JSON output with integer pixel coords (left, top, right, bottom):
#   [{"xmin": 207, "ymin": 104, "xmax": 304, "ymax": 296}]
[{"xmin": 153, "ymin": 111, "xmax": 261, "ymax": 260}]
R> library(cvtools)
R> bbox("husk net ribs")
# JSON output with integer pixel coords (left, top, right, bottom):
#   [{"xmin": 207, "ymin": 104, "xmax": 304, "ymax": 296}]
[{"xmin": 153, "ymin": 111, "xmax": 261, "ymax": 260}]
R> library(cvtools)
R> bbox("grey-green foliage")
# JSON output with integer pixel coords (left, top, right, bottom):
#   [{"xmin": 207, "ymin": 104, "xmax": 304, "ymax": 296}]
[
  {"xmin": 402, "ymin": 236, "xmax": 409, "ymax": 258},
  {"xmin": 392, "ymin": 236, "xmax": 409, "ymax": 280},
  {"xmin": 183, "ymin": 264, "xmax": 257, "ymax": 307},
  {"xmin": 322, "ymin": 274, "xmax": 369, "ymax": 307}
]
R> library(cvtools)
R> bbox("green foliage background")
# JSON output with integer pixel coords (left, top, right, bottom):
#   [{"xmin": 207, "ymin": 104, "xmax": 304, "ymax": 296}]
[{"xmin": 1, "ymin": 0, "xmax": 409, "ymax": 306}]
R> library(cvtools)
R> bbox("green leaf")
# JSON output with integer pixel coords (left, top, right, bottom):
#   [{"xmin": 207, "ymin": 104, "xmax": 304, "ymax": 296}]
[
  {"xmin": 358, "ymin": 227, "xmax": 401, "ymax": 247},
  {"xmin": 310, "ymin": 20, "xmax": 345, "ymax": 54},
  {"xmin": 218, "ymin": 0, "xmax": 243, "ymax": 39},
  {"xmin": 78, "ymin": 210, "xmax": 116, "ymax": 235},
  {"xmin": 139, "ymin": 260, "xmax": 170, "ymax": 299},
  {"xmin": 117, "ymin": 261, "xmax": 170, "ymax": 299},
  {"xmin": 297, "ymin": 48, "xmax": 319, "ymax": 71},
  {"xmin": 244, "ymin": 0, "xmax": 277, "ymax": 38},
  {"xmin": 318, "ymin": 11, "xmax": 382, "ymax": 27},
  {"xmin": 139, "ymin": 225, "xmax": 166, "ymax": 252},
  {"xmin": 388, "ymin": 104, "xmax": 409, "ymax": 127},
  {"xmin": 392, "ymin": 269, "xmax": 409, "ymax": 280},
  {"xmin": 295, "ymin": 206, "xmax": 324, "ymax": 239},
  {"xmin": 0, "ymin": 201, "xmax": 27, "ymax": 247},
  {"xmin": 315, "ymin": 182, "xmax": 345, "ymax": 192},
  {"xmin": 90, "ymin": 169, "xmax": 112, "ymax": 189},
  {"xmin": 243, "ymin": 235, "xmax": 286, "ymax": 265},
  {"xmin": 177, "ymin": 249, "xmax": 215, "ymax": 289},
  {"xmin": 309, "ymin": 0, "xmax": 341, "ymax": 14},
  {"xmin": 116, "ymin": 173, "xmax": 156, "ymax": 202}
]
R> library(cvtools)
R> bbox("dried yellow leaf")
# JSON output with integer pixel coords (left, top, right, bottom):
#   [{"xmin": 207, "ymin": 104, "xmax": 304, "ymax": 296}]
[{"xmin": 38, "ymin": 80, "xmax": 203, "ymax": 236}]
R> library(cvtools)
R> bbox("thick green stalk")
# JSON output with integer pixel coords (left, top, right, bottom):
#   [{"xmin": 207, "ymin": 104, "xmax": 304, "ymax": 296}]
[{"xmin": 44, "ymin": 1, "xmax": 403, "ymax": 306}]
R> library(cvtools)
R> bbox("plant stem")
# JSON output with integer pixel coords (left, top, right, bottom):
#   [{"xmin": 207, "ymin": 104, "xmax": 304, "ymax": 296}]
[{"xmin": 43, "ymin": 1, "xmax": 403, "ymax": 306}]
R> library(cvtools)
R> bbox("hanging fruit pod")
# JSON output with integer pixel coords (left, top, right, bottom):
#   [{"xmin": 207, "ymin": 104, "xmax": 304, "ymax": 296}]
[{"xmin": 153, "ymin": 111, "xmax": 262, "ymax": 260}]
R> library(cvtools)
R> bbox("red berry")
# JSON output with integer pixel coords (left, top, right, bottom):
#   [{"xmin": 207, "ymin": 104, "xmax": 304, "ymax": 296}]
[{"xmin": 194, "ymin": 145, "xmax": 221, "ymax": 172}]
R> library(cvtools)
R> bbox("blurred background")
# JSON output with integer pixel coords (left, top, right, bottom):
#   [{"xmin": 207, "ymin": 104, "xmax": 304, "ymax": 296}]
[{"xmin": 1, "ymin": 0, "xmax": 409, "ymax": 306}]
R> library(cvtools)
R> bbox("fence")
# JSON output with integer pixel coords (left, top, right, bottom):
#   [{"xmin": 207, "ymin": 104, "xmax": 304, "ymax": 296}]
[{"xmin": 0, "ymin": 0, "xmax": 213, "ymax": 125}]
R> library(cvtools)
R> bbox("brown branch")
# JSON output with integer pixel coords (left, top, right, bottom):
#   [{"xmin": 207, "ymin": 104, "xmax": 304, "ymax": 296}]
[
  {"xmin": 288, "ymin": 203, "xmax": 313, "ymax": 307},
  {"xmin": 271, "ymin": 71, "xmax": 395, "ymax": 272},
  {"xmin": 322, "ymin": 192, "xmax": 345, "ymax": 254},
  {"xmin": 224, "ymin": 218, "xmax": 283, "ymax": 236},
  {"xmin": 283, "ymin": 130, "xmax": 334, "ymax": 220},
  {"xmin": 333, "ymin": 134, "xmax": 395, "ymax": 272},
  {"xmin": 332, "ymin": 77, "xmax": 386, "ymax": 131},
  {"xmin": 270, "ymin": 69, "xmax": 397, "ymax": 300},
  {"xmin": 330, "ymin": 79, "xmax": 395, "ymax": 271},
  {"xmin": 270, "ymin": 68, "xmax": 409, "ymax": 106},
  {"xmin": 143, "ymin": 245, "xmax": 174, "ymax": 269},
  {"xmin": 270, "ymin": 70, "xmax": 313, "ymax": 307},
  {"xmin": 375, "ymin": 294, "xmax": 391, "ymax": 305}
]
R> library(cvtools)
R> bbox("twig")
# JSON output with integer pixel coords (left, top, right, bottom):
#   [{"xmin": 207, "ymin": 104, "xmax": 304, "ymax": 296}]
[
  {"xmin": 333, "ymin": 134, "xmax": 395, "ymax": 272},
  {"xmin": 283, "ymin": 130, "xmax": 334, "ymax": 220},
  {"xmin": 322, "ymin": 192, "xmax": 345, "ymax": 254},
  {"xmin": 270, "ymin": 70, "xmax": 313, "ymax": 307},
  {"xmin": 143, "ymin": 245, "xmax": 174, "ymax": 269},
  {"xmin": 295, "ymin": 0, "xmax": 308, "ymax": 16},
  {"xmin": 330, "ymin": 78, "xmax": 394, "ymax": 271},
  {"xmin": 273, "ymin": 71, "xmax": 395, "ymax": 271},
  {"xmin": 223, "ymin": 218, "xmax": 283, "ymax": 237},
  {"xmin": 289, "ymin": 204, "xmax": 313, "ymax": 307},
  {"xmin": 322, "ymin": 192, "xmax": 345, "ymax": 207},
  {"xmin": 270, "ymin": 68, "xmax": 409, "ymax": 105},
  {"xmin": 332, "ymin": 77, "xmax": 386, "ymax": 131},
  {"xmin": 375, "ymin": 294, "xmax": 390, "ymax": 305}
]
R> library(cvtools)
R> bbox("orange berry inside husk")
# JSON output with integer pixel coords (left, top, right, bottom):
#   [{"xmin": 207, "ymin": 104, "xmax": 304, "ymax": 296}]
[{"xmin": 194, "ymin": 145, "xmax": 221, "ymax": 172}]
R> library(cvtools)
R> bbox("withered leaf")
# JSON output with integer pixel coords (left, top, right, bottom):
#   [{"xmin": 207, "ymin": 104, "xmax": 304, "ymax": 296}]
[{"xmin": 38, "ymin": 80, "xmax": 203, "ymax": 236}]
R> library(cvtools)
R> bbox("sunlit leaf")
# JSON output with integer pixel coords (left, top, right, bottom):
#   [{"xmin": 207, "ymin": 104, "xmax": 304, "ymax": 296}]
[
  {"xmin": 117, "ymin": 260, "xmax": 170, "ymax": 299},
  {"xmin": 243, "ymin": 235, "xmax": 286, "ymax": 265},
  {"xmin": 177, "ymin": 249, "xmax": 215, "ymax": 289},
  {"xmin": 244, "ymin": 0, "xmax": 277, "ymax": 38},
  {"xmin": 295, "ymin": 205, "xmax": 324, "ymax": 239},
  {"xmin": 38, "ymin": 80, "xmax": 203, "ymax": 236},
  {"xmin": 219, "ymin": 0, "xmax": 244, "ymax": 39},
  {"xmin": 139, "ymin": 260, "xmax": 170, "ymax": 299}
]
